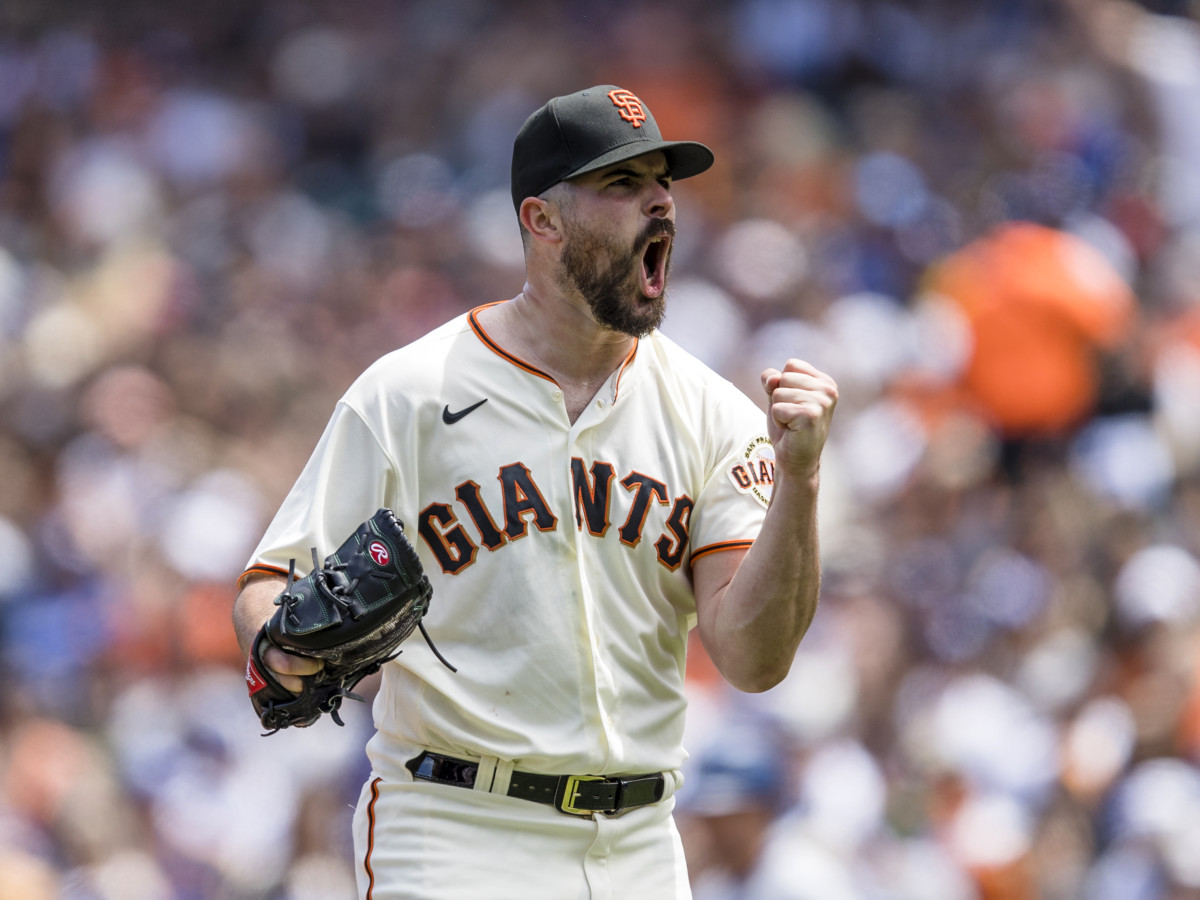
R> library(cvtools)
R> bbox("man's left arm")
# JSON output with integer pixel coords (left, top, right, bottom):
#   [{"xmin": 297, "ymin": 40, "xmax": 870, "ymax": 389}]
[{"xmin": 692, "ymin": 359, "xmax": 837, "ymax": 693}]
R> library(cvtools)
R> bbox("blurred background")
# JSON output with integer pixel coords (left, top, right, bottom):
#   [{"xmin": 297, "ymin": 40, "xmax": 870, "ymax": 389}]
[{"xmin": 1, "ymin": 0, "xmax": 1199, "ymax": 897}]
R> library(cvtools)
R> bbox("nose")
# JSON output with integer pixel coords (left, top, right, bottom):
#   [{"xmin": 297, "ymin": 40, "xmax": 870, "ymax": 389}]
[{"xmin": 645, "ymin": 181, "xmax": 674, "ymax": 218}]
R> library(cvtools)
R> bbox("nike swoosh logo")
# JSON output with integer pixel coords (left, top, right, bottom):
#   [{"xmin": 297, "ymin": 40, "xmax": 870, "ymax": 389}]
[{"xmin": 442, "ymin": 398, "xmax": 488, "ymax": 424}]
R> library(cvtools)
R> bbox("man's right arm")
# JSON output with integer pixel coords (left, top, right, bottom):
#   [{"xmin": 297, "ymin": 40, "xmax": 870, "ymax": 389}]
[
  {"xmin": 233, "ymin": 575, "xmax": 323, "ymax": 692},
  {"xmin": 231, "ymin": 402, "xmax": 396, "ymax": 692}
]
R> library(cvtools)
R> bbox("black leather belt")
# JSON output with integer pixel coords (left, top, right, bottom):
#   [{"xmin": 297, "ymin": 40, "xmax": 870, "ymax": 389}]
[{"xmin": 406, "ymin": 751, "xmax": 666, "ymax": 817}]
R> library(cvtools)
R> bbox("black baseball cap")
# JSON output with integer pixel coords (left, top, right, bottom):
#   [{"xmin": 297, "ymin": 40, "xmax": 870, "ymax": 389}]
[{"xmin": 510, "ymin": 85, "xmax": 715, "ymax": 211}]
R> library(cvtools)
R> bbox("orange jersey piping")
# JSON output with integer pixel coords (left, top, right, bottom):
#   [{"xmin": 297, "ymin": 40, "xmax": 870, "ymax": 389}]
[
  {"xmin": 467, "ymin": 303, "xmax": 640, "ymax": 395},
  {"xmin": 364, "ymin": 776, "xmax": 382, "ymax": 899},
  {"xmin": 611, "ymin": 341, "xmax": 638, "ymax": 404},
  {"xmin": 689, "ymin": 539, "xmax": 754, "ymax": 563},
  {"xmin": 468, "ymin": 304, "xmax": 558, "ymax": 384},
  {"xmin": 237, "ymin": 563, "xmax": 291, "ymax": 591}
]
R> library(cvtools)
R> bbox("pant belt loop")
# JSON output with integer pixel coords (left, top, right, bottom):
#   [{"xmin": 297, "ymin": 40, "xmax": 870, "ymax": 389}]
[
  {"xmin": 472, "ymin": 756, "xmax": 498, "ymax": 793},
  {"xmin": 491, "ymin": 758, "xmax": 516, "ymax": 796}
]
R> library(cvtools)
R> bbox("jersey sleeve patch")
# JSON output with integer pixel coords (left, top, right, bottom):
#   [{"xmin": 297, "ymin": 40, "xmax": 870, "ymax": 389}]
[{"xmin": 727, "ymin": 435, "xmax": 775, "ymax": 509}]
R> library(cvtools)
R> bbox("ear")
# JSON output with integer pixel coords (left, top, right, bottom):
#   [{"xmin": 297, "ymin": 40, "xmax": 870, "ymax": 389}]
[{"xmin": 519, "ymin": 196, "xmax": 563, "ymax": 245}]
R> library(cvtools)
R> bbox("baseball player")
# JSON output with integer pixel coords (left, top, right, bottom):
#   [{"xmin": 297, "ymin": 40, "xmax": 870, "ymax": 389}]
[{"xmin": 232, "ymin": 85, "xmax": 837, "ymax": 900}]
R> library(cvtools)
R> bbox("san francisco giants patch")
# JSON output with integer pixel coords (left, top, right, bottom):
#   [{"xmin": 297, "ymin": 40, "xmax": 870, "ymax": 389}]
[{"xmin": 727, "ymin": 435, "xmax": 775, "ymax": 508}]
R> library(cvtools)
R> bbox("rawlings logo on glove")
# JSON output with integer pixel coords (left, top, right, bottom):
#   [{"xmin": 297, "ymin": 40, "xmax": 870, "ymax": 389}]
[{"xmin": 247, "ymin": 508, "xmax": 455, "ymax": 734}]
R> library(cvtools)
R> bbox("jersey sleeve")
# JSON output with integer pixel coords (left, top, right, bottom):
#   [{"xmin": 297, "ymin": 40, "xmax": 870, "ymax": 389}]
[
  {"xmin": 686, "ymin": 387, "xmax": 774, "ymax": 565},
  {"xmin": 239, "ymin": 402, "xmax": 400, "ymax": 586}
]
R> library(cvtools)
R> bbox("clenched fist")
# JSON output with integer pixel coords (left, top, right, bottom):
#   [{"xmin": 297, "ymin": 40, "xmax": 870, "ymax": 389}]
[{"xmin": 761, "ymin": 359, "xmax": 838, "ymax": 482}]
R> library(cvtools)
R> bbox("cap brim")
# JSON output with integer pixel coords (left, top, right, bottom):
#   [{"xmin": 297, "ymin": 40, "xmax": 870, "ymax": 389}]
[{"xmin": 564, "ymin": 140, "xmax": 714, "ymax": 184}]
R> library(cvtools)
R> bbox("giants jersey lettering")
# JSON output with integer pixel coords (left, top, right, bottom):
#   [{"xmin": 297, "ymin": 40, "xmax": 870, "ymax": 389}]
[
  {"xmin": 243, "ymin": 304, "xmax": 770, "ymax": 778},
  {"xmin": 418, "ymin": 459, "xmax": 706, "ymax": 573}
]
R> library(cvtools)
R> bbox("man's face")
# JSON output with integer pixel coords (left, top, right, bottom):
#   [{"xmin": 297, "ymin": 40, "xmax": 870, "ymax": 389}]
[{"xmin": 554, "ymin": 152, "xmax": 676, "ymax": 338}]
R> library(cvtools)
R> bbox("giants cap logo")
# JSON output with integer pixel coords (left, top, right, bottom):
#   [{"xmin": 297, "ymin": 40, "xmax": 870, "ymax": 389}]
[
  {"xmin": 368, "ymin": 540, "xmax": 390, "ymax": 566},
  {"xmin": 608, "ymin": 89, "xmax": 647, "ymax": 128}
]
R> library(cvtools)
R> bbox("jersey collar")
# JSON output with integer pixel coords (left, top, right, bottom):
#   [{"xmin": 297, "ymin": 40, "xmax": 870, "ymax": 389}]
[{"xmin": 468, "ymin": 303, "xmax": 643, "ymax": 406}]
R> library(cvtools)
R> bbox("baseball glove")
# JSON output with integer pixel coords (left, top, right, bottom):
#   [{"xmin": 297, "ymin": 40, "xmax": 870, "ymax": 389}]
[{"xmin": 245, "ymin": 508, "xmax": 455, "ymax": 734}]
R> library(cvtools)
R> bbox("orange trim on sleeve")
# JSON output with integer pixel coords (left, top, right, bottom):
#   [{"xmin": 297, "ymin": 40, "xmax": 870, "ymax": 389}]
[
  {"xmin": 236, "ymin": 564, "xmax": 290, "ymax": 591},
  {"xmin": 689, "ymin": 539, "xmax": 754, "ymax": 563}
]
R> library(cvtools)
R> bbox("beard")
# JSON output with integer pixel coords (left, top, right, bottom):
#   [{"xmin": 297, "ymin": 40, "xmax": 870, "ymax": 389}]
[{"xmin": 558, "ymin": 218, "xmax": 674, "ymax": 338}]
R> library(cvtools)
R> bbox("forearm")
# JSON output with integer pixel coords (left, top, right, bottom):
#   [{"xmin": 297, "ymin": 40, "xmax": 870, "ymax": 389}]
[
  {"xmin": 233, "ymin": 573, "xmax": 326, "ymax": 692},
  {"xmin": 232, "ymin": 575, "xmax": 288, "ymax": 658},
  {"xmin": 699, "ymin": 469, "xmax": 821, "ymax": 692}
]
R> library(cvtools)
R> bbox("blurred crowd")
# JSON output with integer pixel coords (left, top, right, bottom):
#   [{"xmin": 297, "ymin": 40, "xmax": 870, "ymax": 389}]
[{"xmin": 1, "ymin": 0, "xmax": 1200, "ymax": 898}]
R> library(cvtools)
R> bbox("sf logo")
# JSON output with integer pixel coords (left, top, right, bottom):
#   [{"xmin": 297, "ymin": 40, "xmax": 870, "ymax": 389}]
[
  {"xmin": 368, "ymin": 541, "xmax": 390, "ymax": 566},
  {"xmin": 608, "ymin": 89, "xmax": 647, "ymax": 127}
]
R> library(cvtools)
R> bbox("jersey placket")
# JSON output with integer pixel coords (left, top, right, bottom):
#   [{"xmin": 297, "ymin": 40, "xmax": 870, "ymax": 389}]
[{"xmin": 565, "ymin": 370, "xmax": 626, "ymax": 770}]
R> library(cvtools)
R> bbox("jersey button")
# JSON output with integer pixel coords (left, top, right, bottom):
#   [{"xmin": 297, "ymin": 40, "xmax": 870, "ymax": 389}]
[{"xmin": 552, "ymin": 390, "xmax": 563, "ymax": 402}]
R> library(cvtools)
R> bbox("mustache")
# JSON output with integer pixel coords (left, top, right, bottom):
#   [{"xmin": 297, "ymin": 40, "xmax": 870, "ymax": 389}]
[{"xmin": 639, "ymin": 218, "xmax": 675, "ymax": 245}]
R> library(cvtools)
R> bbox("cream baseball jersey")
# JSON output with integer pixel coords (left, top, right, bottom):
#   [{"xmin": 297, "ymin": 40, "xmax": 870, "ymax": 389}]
[{"xmin": 241, "ymin": 303, "xmax": 774, "ymax": 777}]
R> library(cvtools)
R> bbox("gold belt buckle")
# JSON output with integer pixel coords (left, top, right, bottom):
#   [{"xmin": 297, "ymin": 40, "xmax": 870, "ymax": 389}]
[{"xmin": 558, "ymin": 774, "xmax": 606, "ymax": 816}]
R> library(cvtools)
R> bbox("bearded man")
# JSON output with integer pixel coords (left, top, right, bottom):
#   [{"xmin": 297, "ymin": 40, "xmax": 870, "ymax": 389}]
[{"xmin": 232, "ymin": 85, "xmax": 837, "ymax": 900}]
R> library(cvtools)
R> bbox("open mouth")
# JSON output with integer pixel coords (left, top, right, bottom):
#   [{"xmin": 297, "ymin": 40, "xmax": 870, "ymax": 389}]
[{"xmin": 641, "ymin": 235, "xmax": 671, "ymax": 298}]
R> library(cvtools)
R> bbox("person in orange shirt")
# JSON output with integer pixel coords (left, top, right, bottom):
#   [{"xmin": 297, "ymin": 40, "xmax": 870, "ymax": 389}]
[{"xmin": 921, "ymin": 222, "xmax": 1137, "ymax": 439}]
